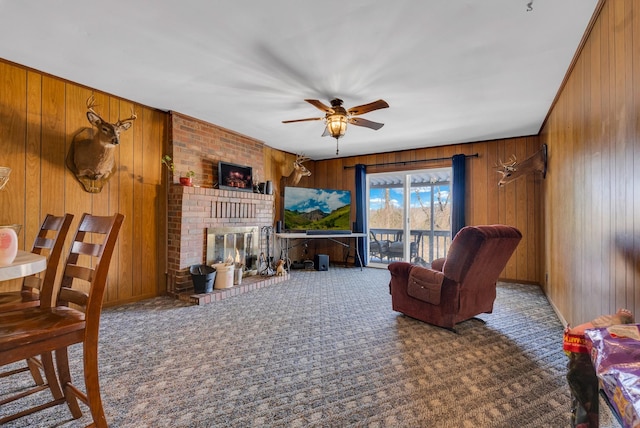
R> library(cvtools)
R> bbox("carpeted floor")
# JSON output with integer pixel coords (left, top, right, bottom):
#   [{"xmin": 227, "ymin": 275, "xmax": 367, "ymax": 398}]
[{"xmin": 0, "ymin": 267, "xmax": 621, "ymax": 427}]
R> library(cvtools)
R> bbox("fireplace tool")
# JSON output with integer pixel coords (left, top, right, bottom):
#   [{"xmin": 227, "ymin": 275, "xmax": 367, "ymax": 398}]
[{"xmin": 259, "ymin": 226, "xmax": 275, "ymax": 276}]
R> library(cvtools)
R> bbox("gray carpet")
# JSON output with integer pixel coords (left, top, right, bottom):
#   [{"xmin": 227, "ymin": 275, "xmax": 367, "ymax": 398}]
[{"xmin": 0, "ymin": 267, "xmax": 620, "ymax": 427}]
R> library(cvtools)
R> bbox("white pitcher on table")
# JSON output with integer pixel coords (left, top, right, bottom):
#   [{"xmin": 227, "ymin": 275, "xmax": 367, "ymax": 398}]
[{"xmin": 0, "ymin": 227, "xmax": 18, "ymax": 266}]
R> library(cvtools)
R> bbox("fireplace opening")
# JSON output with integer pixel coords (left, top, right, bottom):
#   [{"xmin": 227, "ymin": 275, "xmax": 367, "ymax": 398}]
[{"xmin": 206, "ymin": 227, "xmax": 259, "ymax": 270}]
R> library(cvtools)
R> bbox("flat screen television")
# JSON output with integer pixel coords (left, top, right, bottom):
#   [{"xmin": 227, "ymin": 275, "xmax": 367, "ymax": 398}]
[
  {"xmin": 218, "ymin": 161, "xmax": 253, "ymax": 192},
  {"xmin": 283, "ymin": 186, "xmax": 352, "ymax": 232}
]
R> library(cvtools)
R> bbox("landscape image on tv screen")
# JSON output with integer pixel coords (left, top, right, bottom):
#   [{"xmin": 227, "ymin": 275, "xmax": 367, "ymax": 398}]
[{"xmin": 284, "ymin": 187, "xmax": 351, "ymax": 232}]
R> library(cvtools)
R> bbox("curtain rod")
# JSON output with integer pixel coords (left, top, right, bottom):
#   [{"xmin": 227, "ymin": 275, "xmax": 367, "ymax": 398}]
[{"xmin": 343, "ymin": 153, "xmax": 479, "ymax": 169}]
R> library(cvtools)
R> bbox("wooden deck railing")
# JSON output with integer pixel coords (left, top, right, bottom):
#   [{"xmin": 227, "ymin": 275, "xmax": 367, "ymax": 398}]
[{"xmin": 369, "ymin": 228, "xmax": 451, "ymax": 263}]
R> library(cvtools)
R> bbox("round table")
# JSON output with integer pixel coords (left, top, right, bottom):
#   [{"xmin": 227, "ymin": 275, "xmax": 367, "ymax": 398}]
[{"xmin": 0, "ymin": 250, "xmax": 47, "ymax": 281}]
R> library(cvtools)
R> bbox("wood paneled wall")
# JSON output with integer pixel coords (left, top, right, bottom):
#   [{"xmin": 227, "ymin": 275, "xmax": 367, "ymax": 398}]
[
  {"xmin": 312, "ymin": 137, "xmax": 543, "ymax": 284},
  {"xmin": 0, "ymin": 60, "xmax": 167, "ymax": 306},
  {"xmin": 540, "ymin": 0, "xmax": 640, "ymax": 326}
]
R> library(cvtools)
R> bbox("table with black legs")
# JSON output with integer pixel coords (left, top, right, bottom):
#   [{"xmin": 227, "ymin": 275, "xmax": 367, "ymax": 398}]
[{"xmin": 275, "ymin": 232, "xmax": 366, "ymax": 271}]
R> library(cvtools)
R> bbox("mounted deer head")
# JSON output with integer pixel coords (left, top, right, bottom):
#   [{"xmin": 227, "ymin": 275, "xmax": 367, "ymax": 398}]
[
  {"xmin": 495, "ymin": 144, "xmax": 547, "ymax": 187},
  {"xmin": 284, "ymin": 154, "xmax": 312, "ymax": 186},
  {"xmin": 279, "ymin": 154, "xmax": 312, "ymax": 196},
  {"xmin": 66, "ymin": 96, "xmax": 137, "ymax": 193}
]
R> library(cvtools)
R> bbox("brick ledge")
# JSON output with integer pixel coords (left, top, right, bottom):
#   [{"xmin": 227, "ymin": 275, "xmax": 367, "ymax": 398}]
[{"xmin": 178, "ymin": 273, "xmax": 290, "ymax": 305}]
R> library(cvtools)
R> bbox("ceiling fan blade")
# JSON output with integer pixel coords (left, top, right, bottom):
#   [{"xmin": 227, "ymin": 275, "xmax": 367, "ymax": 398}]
[
  {"xmin": 349, "ymin": 117, "xmax": 385, "ymax": 130},
  {"xmin": 347, "ymin": 99, "xmax": 389, "ymax": 116},
  {"xmin": 305, "ymin": 99, "xmax": 334, "ymax": 113},
  {"xmin": 282, "ymin": 117, "xmax": 324, "ymax": 124}
]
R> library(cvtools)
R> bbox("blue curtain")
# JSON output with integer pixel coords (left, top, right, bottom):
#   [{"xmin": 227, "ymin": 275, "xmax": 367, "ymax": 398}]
[
  {"xmin": 354, "ymin": 164, "xmax": 367, "ymax": 267},
  {"xmin": 451, "ymin": 154, "xmax": 466, "ymax": 237}
]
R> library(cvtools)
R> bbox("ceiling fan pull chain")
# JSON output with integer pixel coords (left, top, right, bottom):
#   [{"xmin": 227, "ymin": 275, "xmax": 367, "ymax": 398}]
[{"xmin": 336, "ymin": 138, "xmax": 339, "ymax": 156}]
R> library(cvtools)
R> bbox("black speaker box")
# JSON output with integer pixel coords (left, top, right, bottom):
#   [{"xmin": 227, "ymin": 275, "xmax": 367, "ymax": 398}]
[{"xmin": 314, "ymin": 254, "xmax": 329, "ymax": 271}]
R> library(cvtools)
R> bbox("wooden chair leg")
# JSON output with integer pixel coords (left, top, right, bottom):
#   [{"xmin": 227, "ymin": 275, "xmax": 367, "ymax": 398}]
[
  {"xmin": 84, "ymin": 340, "xmax": 108, "ymax": 428},
  {"xmin": 41, "ymin": 351, "xmax": 64, "ymax": 400},
  {"xmin": 26, "ymin": 357, "xmax": 44, "ymax": 385},
  {"xmin": 55, "ymin": 347, "xmax": 83, "ymax": 419}
]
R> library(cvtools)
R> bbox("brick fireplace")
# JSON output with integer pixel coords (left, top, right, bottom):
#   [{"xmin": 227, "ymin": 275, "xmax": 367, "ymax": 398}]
[{"xmin": 167, "ymin": 185, "xmax": 275, "ymax": 295}]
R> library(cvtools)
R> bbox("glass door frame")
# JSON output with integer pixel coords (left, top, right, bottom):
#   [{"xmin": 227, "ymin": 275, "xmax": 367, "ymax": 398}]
[{"xmin": 366, "ymin": 167, "xmax": 451, "ymax": 267}]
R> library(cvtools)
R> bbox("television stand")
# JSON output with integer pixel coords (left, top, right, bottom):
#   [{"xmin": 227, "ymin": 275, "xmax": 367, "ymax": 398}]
[{"xmin": 275, "ymin": 232, "xmax": 366, "ymax": 271}]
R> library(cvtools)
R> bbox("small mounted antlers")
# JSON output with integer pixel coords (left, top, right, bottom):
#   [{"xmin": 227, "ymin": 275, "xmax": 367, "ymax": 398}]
[{"xmin": 495, "ymin": 145, "xmax": 547, "ymax": 187}]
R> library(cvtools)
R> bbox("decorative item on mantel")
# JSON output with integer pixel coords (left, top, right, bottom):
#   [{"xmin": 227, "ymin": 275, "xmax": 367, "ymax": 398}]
[
  {"xmin": 179, "ymin": 170, "xmax": 195, "ymax": 186},
  {"xmin": 218, "ymin": 161, "xmax": 253, "ymax": 192},
  {"xmin": 263, "ymin": 180, "xmax": 273, "ymax": 195},
  {"xmin": 253, "ymin": 172, "xmax": 261, "ymax": 193},
  {"xmin": 161, "ymin": 155, "xmax": 195, "ymax": 186},
  {"xmin": 255, "ymin": 180, "xmax": 273, "ymax": 195}
]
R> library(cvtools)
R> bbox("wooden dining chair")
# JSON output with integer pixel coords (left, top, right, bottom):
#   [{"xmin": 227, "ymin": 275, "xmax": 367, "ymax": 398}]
[
  {"xmin": 0, "ymin": 212, "xmax": 124, "ymax": 427},
  {"xmin": 0, "ymin": 213, "xmax": 74, "ymax": 311},
  {"xmin": 0, "ymin": 213, "xmax": 74, "ymax": 387}
]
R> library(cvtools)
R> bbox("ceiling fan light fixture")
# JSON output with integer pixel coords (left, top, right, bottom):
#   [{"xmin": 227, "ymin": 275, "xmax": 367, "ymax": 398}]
[
  {"xmin": 326, "ymin": 113, "xmax": 347, "ymax": 139},
  {"xmin": 283, "ymin": 97, "xmax": 388, "ymax": 156}
]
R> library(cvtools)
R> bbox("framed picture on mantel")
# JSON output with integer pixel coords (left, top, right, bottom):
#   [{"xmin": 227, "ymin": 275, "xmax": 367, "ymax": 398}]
[{"xmin": 218, "ymin": 161, "xmax": 253, "ymax": 192}]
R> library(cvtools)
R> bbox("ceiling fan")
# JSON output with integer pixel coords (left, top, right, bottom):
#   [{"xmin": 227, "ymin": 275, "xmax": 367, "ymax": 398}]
[{"xmin": 282, "ymin": 98, "xmax": 389, "ymax": 155}]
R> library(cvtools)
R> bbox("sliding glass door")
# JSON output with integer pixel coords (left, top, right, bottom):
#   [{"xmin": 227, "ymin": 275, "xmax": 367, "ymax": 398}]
[{"xmin": 367, "ymin": 168, "xmax": 452, "ymax": 267}]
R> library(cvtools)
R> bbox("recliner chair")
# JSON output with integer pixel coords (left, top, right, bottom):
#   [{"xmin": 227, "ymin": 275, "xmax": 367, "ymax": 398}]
[{"xmin": 388, "ymin": 225, "xmax": 522, "ymax": 331}]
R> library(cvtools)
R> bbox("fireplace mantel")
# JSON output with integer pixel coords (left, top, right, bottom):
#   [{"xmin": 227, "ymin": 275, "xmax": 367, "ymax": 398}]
[{"xmin": 167, "ymin": 185, "xmax": 274, "ymax": 294}]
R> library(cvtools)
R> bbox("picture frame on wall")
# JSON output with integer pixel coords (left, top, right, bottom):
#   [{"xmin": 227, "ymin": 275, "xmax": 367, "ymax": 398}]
[{"xmin": 218, "ymin": 161, "xmax": 253, "ymax": 192}]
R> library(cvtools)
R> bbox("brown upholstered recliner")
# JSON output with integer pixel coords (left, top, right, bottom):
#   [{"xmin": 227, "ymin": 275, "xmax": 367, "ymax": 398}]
[{"xmin": 388, "ymin": 225, "xmax": 522, "ymax": 331}]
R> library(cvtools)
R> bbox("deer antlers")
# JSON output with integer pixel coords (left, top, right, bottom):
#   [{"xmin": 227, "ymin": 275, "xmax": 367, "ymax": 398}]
[
  {"xmin": 294, "ymin": 154, "xmax": 311, "ymax": 166},
  {"xmin": 86, "ymin": 95, "xmax": 99, "ymax": 115},
  {"xmin": 86, "ymin": 95, "xmax": 137, "ymax": 125},
  {"xmin": 495, "ymin": 154, "xmax": 518, "ymax": 172}
]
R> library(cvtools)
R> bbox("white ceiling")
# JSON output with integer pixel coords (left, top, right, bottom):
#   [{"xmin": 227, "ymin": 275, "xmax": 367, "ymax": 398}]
[{"xmin": 0, "ymin": 0, "xmax": 598, "ymax": 160}]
